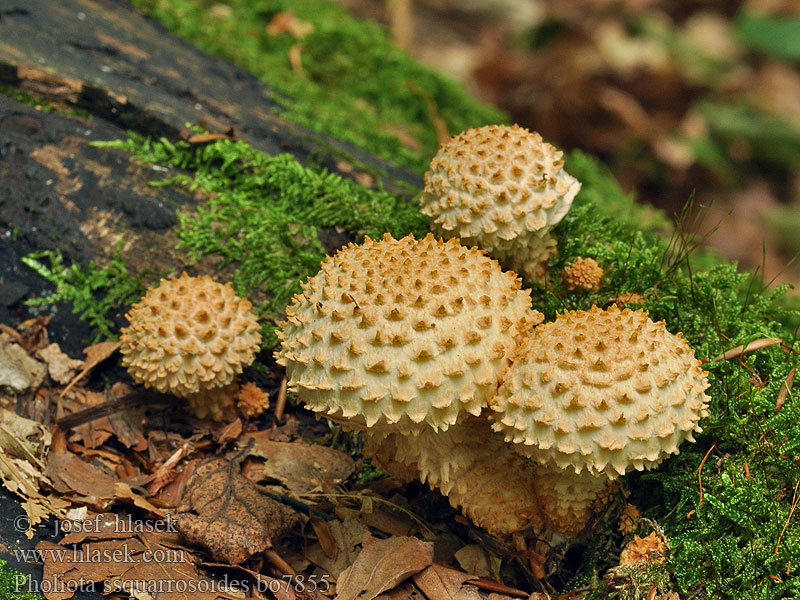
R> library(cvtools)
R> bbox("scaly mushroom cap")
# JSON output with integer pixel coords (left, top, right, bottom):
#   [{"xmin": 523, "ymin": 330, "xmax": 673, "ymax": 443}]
[
  {"xmin": 120, "ymin": 273, "xmax": 261, "ymax": 398},
  {"xmin": 421, "ymin": 124, "xmax": 580, "ymax": 280},
  {"xmin": 563, "ymin": 257, "xmax": 604, "ymax": 291},
  {"xmin": 531, "ymin": 464, "xmax": 611, "ymax": 537},
  {"xmin": 490, "ymin": 305, "xmax": 710, "ymax": 477},
  {"xmin": 364, "ymin": 417, "xmax": 544, "ymax": 536},
  {"xmin": 275, "ymin": 233, "xmax": 542, "ymax": 434}
]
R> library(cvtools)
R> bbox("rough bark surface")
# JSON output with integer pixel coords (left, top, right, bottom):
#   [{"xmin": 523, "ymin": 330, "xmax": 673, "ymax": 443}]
[{"xmin": 0, "ymin": 0, "xmax": 421, "ymax": 348}]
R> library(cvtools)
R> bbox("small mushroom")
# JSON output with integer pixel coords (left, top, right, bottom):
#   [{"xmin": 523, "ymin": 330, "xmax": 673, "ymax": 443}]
[
  {"xmin": 275, "ymin": 233, "xmax": 542, "ymax": 435},
  {"xmin": 563, "ymin": 257, "xmax": 604, "ymax": 291},
  {"xmin": 120, "ymin": 273, "xmax": 261, "ymax": 420},
  {"xmin": 489, "ymin": 305, "xmax": 710, "ymax": 535},
  {"xmin": 421, "ymin": 124, "xmax": 581, "ymax": 283}
]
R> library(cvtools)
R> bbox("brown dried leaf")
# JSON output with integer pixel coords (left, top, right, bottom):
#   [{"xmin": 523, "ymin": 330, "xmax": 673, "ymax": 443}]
[
  {"xmin": 45, "ymin": 452, "xmax": 118, "ymax": 501},
  {"xmin": 215, "ymin": 417, "xmax": 243, "ymax": 444},
  {"xmin": 60, "ymin": 341, "xmax": 121, "ymax": 397},
  {"xmin": 0, "ymin": 334, "xmax": 46, "ymax": 394},
  {"xmin": 36, "ymin": 343, "xmax": 83, "ymax": 384},
  {"xmin": 336, "ymin": 536, "xmax": 434, "ymax": 600},
  {"xmin": 109, "ymin": 410, "xmax": 148, "ymax": 450},
  {"xmin": 37, "ymin": 533, "xmax": 240, "ymax": 600},
  {"xmin": 304, "ymin": 513, "xmax": 369, "ymax": 577},
  {"xmin": 413, "ymin": 564, "xmax": 480, "ymax": 600},
  {"xmin": 240, "ymin": 433, "xmax": 355, "ymax": 494},
  {"xmin": 114, "ymin": 482, "xmax": 166, "ymax": 517},
  {"xmin": 712, "ymin": 337, "xmax": 783, "ymax": 362},
  {"xmin": 775, "ymin": 367, "xmax": 795, "ymax": 412},
  {"xmin": 176, "ymin": 458, "xmax": 299, "ymax": 564},
  {"xmin": 453, "ymin": 545, "xmax": 492, "ymax": 578}
]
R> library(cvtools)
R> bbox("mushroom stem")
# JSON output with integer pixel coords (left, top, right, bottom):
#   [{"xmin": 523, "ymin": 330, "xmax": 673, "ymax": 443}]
[{"xmin": 365, "ymin": 416, "xmax": 545, "ymax": 537}]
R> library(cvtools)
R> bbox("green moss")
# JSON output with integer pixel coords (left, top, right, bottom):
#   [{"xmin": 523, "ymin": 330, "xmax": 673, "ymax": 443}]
[
  {"xmin": 0, "ymin": 85, "xmax": 91, "ymax": 118},
  {"xmin": 94, "ymin": 132, "xmax": 427, "ymax": 347},
  {"xmin": 22, "ymin": 241, "xmax": 147, "ymax": 342},
  {"xmin": 0, "ymin": 560, "xmax": 43, "ymax": 600},
  {"xmin": 128, "ymin": 0, "xmax": 505, "ymax": 174}
]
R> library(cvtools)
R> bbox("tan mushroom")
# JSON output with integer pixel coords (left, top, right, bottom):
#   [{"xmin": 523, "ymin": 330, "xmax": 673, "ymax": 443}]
[
  {"xmin": 275, "ymin": 233, "xmax": 546, "ymax": 534},
  {"xmin": 489, "ymin": 305, "xmax": 710, "ymax": 535},
  {"xmin": 275, "ymin": 232, "xmax": 541, "ymax": 435},
  {"xmin": 120, "ymin": 273, "xmax": 261, "ymax": 419},
  {"xmin": 563, "ymin": 257, "xmax": 604, "ymax": 291},
  {"xmin": 365, "ymin": 416, "xmax": 544, "ymax": 536},
  {"xmin": 421, "ymin": 124, "xmax": 580, "ymax": 283}
]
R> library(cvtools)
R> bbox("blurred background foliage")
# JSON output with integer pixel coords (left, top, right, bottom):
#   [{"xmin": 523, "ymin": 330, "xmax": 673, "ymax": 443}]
[{"xmin": 337, "ymin": 0, "xmax": 800, "ymax": 292}]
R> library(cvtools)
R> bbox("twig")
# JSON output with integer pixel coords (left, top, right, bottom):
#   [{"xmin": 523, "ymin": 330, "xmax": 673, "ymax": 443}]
[{"xmin": 55, "ymin": 391, "xmax": 178, "ymax": 429}]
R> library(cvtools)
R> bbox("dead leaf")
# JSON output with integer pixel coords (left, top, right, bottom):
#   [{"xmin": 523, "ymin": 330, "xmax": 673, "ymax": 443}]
[
  {"xmin": 775, "ymin": 368, "xmax": 795, "ymax": 412},
  {"xmin": 60, "ymin": 341, "xmax": 121, "ymax": 398},
  {"xmin": 114, "ymin": 482, "xmax": 166, "ymax": 517},
  {"xmin": 304, "ymin": 513, "xmax": 369, "ymax": 577},
  {"xmin": 38, "ymin": 533, "xmax": 242, "ymax": 600},
  {"xmin": 0, "ymin": 407, "xmax": 50, "ymax": 466},
  {"xmin": 240, "ymin": 433, "xmax": 355, "ymax": 494},
  {"xmin": 176, "ymin": 458, "xmax": 299, "ymax": 564},
  {"xmin": 215, "ymin": 418, "xmax": 243, "ymax": 444},
  {"xmin": 36, "ymin": 343, "xmax": 83, "ymax": 384},
  {"xmin": 0, "ymin": 334, "xmax": 47, "ymax": 394},
  {"xmin": 413, "ymin": 564, "xmax": 480, "ymax": 600},
  {"xmin": 45, "ymin": 452, "xmax": 118, "ymax": 501},
  {"xmin": 453, "ymin": 545, "xmax": 492, "ymax": 578},
  {"xmin": 711, "ymin": 337, "xmax": 783, "ymax": 362},
  {"xmin": 336, "ymin": 536, "xmax": 434, "ymax": 600}
]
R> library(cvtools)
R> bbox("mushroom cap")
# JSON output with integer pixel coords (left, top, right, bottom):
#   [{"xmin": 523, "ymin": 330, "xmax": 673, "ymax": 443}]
[
  {"xmin": 120, "ymin": 273, "xmax": 262, "ymax": 397},
  {"xmin": 421, "ymin": 124, "xmax": 580, "ymax": 259},
  {"xmin": 563, "ymin": 257, "xmax": 604, "ymax": 291},
  {"xmin": 531, "ymin": 464, "xmax": 611, "ymax": 537},
  {"xmin": 490, "ymin": 305, "xmax": 710, "ymax": 477},
  {"xmin": 365, "ymin": 417, "xmax": 544, "ymax": 536},
  {"xmin": 275, "ymin": 233, "xmax": 542, "ymax": 434}
]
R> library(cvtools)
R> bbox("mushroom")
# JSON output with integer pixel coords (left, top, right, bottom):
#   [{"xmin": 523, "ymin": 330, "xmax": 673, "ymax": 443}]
[
  {"xmin": 489, "ymin": 305, "xmax": 710, "ymax": 536},
  {"xmin": 421, "ymin": 124, "xmax": 581, "ymax": 283},
  {"xmin": 365, "ymin": 416, "xmax": 544, "ymax": 536},
  {"xmin": 275, "ymin": 233, "xmax": 546, "ymax": 534},
  {"xmin": 563, "ymin": 257, "xmax": 604, "ymax": 291},
  {"xmin": 275, "ymin": 232, "xmax": 541, "ymax": 434},
  {"xmin": 120, "ymin": 273, "xmax": 262, "ymax": 420}
]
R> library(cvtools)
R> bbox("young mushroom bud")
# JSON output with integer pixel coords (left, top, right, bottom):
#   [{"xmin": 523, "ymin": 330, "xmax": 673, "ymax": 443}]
[
  {"xmin": 275, "ymin": 233, "xmax": 542, "ymax": 435},
  {"xmin": 120, "ymin": 273, "xmax": 262, "ymax": 419},
  {"xmin": 421, "ymin": 124, "xmax": 581, "ymax": 284},
  {"xmin": 563, "ymin": 257, "xmax": 604, "ymax": 291},
  {"xmin": 489, "ymin": 305, "xmax": 710, "ymax": 536}
]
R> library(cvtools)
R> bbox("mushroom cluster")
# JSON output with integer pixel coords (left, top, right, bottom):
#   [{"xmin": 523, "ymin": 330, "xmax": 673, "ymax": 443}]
[
  {"xmin": 421, "ymin": 124, "xmax": 580, "ymax": 284},
  {"xmin": 120, "ymin": 273, "xmax": 262, "ymax": 420},
  {"xmin": 276, "ymin": 234, "xmax": 710, "ymax": 539}
]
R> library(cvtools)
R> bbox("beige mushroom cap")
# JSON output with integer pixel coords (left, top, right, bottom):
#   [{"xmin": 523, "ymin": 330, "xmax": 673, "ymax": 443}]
[
  {"xmin": 275, "ymin": 233, "xmax": 542, "ymax": 434},
  {"xmin": 421, "ymin": 124, "xmax": 580, "ymax": 280},
  {"xmin": 490, "ymin": 305, "xmax": 710, "ymax": 477},
  {"xmin": 120, "ymin": 273, "xmax": 262, "ymax": 398}
]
